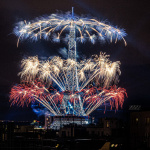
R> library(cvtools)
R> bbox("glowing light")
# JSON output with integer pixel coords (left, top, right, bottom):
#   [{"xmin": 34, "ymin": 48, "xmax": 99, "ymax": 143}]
[
  {"xmin": 10, "ymin": 53, "xmax": 127, "ymax": 116},
  {"xmin": 14, "ymin": 12, "xmax": 127, "ymax": 47},
  {"xmin": 10, "ymin": 8, "xmax": 127, "ymax": 117}
]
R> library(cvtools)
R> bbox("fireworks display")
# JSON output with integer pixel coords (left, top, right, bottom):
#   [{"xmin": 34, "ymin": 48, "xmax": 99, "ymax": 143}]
[
  {"xmin": 10, "ymin": 8, "xmax": 127, "ymax": 117},
  {"xmin": 10, "ymin": 53, "xmax": 127, "ymax": 116},
  {"xmin": 14, "ymin": 8, "xmax": 127, "ymax": 47}
]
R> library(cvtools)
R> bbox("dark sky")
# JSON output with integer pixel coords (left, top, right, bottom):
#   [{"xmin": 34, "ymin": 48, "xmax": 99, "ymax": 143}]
[{"xmin": 0, "ymin": 0, "xmax": 150, "ymax": 121}]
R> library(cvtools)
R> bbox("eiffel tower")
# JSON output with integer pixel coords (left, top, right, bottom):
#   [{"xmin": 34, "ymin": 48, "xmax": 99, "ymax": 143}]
[{"xmin": 60, "ymin": 7, "xmax": 85, "ymax": 116}]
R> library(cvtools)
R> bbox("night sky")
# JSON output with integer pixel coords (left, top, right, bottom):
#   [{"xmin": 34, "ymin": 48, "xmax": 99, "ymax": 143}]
[{"xmin": 0, "ymin": 0, "xmax": 150, "ymax": 121}]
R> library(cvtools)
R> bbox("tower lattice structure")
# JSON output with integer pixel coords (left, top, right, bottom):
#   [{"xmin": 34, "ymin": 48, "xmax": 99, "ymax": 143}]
[
  {"xmin": 66, "ymin": 21, "xmax": 79, "ymax": 92},
  {"xmin": 60, "ymin": 8, "xmax": 84, "ymax": 116}
]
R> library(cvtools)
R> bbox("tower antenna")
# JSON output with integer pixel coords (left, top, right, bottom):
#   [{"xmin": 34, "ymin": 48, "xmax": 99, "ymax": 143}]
[{"xmin": 72, "ymin": 7, "xmax": 74, "ymax": 20}]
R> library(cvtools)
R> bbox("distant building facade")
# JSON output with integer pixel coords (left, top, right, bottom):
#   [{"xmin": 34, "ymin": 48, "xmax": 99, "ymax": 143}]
[
  {"xmin": 59, "ymin": 117, "xmax": 124, "ymax": 138},
  {"xmin": 130, "ymin": 111, "xmax": 150, "ymax": 149},
  {"xmin": 45, "ymin": 115, "xmax": 89, "ymax": 129}
]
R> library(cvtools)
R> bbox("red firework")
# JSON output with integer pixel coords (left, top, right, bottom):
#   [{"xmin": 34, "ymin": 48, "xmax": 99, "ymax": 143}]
[
  {"xmin": 10, "ymin": 80, "xmax": 127, "ymax": 115},
  {"xmin": 10, "ymin": 81, "xmax": 45, "ymax": 107}
]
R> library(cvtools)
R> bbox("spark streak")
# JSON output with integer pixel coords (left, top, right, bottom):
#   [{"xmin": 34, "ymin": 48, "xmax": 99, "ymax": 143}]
[
  {"xmin": 11, "ymin": 8, "xmax": 127, "ymax": 117},
  {"xmin": 10, "ymin": 53, "xmax": 127, "ymax": 116},
  {"xmin": 14, "ymin": 12, "xmax": 127, "ymax": 46}
]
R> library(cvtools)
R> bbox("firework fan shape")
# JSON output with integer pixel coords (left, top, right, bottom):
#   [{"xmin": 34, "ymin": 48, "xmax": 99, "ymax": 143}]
[
  {"xmin": 14, "ymin": 9, "xmax": 127, "ymax": 46},
  {"xmin": 10, "ymin": 53, "xmax": 127, "ymax": 116},
  {"xmin": 10, "ymin": 8, "xmax": 127, "ymax": 117}
]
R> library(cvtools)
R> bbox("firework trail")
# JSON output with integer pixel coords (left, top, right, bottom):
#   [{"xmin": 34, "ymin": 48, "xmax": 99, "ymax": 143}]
[
  {"xmin": 10, "ymin": 53, "xmax": 127, "ymax": 116},
  {"xmin": 10, "ymin": 8, "xmax": 127, "ymax": 116},
  {"xmin": 14, "ymin": 10, "xmax": 127, "ymax": 47}
]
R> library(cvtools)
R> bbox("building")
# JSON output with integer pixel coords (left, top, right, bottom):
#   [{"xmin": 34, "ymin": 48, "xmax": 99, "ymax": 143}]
[
  {"xmin": 130, "ymin": 111, "xmax": 150, "ymax": 149},
  {"xmin": 0, "ymin": 120, "xmax": 15, "ymax": 142},
  {"xmin": 45, "ymin": 115, "xmax": 89, "ymax": 129},
  {"xmin": 58, "ymin": 117, "xmax": 124, "ymax": 138}
]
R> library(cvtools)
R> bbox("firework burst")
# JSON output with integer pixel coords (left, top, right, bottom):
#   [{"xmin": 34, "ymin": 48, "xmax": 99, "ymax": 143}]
[
  {"xmin": 10, "ymin": 53, "xmax": 127, "ymax": 116},
  {"xmin": 14, "ymin": 10, "xmax": 127, "ymax": 47},
  {"xmin": 10, "ymin": 8, "xmax": 127, "ymax": 117}
]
